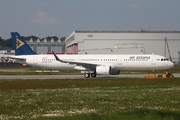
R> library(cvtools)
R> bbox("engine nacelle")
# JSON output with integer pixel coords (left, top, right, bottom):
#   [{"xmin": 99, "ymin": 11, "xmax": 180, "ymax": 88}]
[
  {"xmin": 96, "ymin": 66, "xmax": 120, "ymax": 75},
  {"xmin": 96, "ymin": 66, "xmax": 110, "ymax": 75},
  {"xmin": 110, "ymin": 69, "xmax": 120, "ymax": 75}
]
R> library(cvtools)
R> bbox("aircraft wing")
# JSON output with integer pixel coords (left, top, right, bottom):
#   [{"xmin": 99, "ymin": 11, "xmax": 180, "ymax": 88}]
[{"xmin": 52, "ymin": 51, "xmax": 98, "ymax": 67}]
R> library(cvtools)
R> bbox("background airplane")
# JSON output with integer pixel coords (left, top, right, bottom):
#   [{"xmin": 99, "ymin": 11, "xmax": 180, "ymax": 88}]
[{"xmin": 9, "ymin": 32, "xmax": 174, "ymax": 78}]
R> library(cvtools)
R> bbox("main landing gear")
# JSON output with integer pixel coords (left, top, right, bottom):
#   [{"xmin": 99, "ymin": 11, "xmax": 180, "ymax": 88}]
[{"xmin": 84, "ymin": 72, "xmax": 97, "ymax": 78}]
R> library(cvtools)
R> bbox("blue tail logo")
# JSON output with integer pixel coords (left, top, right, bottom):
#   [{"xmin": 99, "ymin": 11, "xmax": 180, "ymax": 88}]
[{"xmin": 11, "ymin": 32, "xmax": 37, "ymax": 55}]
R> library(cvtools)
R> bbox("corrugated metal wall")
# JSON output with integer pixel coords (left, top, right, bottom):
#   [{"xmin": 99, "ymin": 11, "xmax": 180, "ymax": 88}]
[{"xmin": 66, "ymin": 31, "xmax": 180, "ymax": 64}]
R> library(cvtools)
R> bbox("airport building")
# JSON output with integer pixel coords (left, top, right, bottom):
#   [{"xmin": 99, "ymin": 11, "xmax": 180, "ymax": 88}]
[
  {"xmin": 65, "ymin": 31, "xmax": 180, "ymax": 65},
  {"xmin": 26, "ymin": 38, "xmax": 65, "ymax": 54}
]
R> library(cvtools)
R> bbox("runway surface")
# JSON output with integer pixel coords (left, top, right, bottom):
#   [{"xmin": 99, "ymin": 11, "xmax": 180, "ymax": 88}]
[{"xmin": 0, "ymin": 74, "xmax": 180, "ymax": 79}]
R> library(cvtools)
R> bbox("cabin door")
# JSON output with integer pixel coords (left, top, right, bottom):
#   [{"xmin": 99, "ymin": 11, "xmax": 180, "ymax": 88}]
[
  {"xmin": 118, "ymin": 57, "xmax": 122, "ymax": 65},
  {"xmin": 33, "ymin": 56, "xmax": 38, "ymax": 65},
  {"xmin": 151, "ymin": 56, "xmax": 156, "ymax": 65},
  {"xmin": 76, "ymin": 57, "xmax": 81, "ymax": 62}
]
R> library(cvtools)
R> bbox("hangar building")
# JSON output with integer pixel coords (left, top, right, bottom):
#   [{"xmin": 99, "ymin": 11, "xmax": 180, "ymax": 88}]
[
  {"xmin": 27, "ymin": 38, "xmax": 65, "ymax": 54},
  {"xmin": 65, "ymin": 31, "xmax": 180, "ymax": 64}
]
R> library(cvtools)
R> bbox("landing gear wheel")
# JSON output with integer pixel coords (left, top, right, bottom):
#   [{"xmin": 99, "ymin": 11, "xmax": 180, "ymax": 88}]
[
  {"xmin": 158, "ymin": 75, "xmax": 162, "ymax": 78},
  {"xmin": 91, "ymin": 73, "xmax": 97, "ymax": 78},
  {"xmin": 84, "ymin": 73, "xmax": 90, "ymax": 78}
]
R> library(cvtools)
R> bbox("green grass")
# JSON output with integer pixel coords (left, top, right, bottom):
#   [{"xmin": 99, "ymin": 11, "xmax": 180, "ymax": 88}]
[
  {"xmin": 40, "ymin": 110, "xmax": 180, "ymax": 120},
  {"xmin": 0, "ymin": 78, "xmax": 180, "ymax": 119}
]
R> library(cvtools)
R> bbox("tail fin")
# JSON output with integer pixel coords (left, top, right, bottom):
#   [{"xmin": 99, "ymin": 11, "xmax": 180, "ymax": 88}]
[{"xmin": 11, "ymin": 32, "xmax": 36, "ymax": 55}]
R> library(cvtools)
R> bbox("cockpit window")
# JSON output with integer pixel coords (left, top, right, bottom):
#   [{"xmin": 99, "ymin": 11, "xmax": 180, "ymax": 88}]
[{"xmin": 161, "ymin": 58, "xmax": 169, "ymax": 61}]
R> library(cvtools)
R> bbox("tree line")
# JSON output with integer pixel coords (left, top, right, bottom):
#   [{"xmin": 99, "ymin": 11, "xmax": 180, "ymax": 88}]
[{"xmin": 0, "ymin": 36, "xmax": 66, "ymax": 50}]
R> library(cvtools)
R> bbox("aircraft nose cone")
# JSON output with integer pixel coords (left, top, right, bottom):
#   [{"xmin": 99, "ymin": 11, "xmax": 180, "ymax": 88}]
[{"xmin": 169, "ymin": 61, "xmax": 174, "ymax": 68}]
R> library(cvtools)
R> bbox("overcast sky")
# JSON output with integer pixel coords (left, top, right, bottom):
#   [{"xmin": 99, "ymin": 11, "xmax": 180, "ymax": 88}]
[{"xmin": 0, "ymin": 0, "xmax": 180, "ymax": 39}]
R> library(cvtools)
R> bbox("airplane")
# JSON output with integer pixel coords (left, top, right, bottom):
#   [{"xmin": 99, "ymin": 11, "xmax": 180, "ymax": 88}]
[{"xmin": 9, "ymin": 32, "xmax": 174, "ymax": 78}]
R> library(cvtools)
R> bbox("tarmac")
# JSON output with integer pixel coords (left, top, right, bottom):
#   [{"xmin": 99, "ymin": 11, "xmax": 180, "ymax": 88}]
[{"xmin": 0, "ymin": 74, "xmax": 180, "ymax": 79}]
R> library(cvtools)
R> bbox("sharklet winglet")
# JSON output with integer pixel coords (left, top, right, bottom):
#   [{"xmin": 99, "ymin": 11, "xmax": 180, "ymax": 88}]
[{"xmin": 52, "ymin": 51, "xmax": 66, "ymax": 63}]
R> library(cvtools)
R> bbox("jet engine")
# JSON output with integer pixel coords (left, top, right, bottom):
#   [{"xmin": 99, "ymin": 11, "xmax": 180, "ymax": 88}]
[
  {"xmin": 96, "ymin": 65, "xmax": 120, "ymax": 75},
  {"xmin": 110, "ymin": 69, "xmax": 120, "ymax": 75}
]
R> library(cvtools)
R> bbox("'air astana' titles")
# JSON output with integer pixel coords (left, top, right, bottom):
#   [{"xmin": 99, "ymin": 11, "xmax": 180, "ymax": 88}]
[{"xmin": 129, "ymin": 56, "xmax": 150, "ymax": 60}]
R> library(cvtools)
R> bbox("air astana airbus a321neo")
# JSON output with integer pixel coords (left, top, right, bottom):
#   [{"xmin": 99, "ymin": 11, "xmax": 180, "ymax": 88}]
[{"xmin": 9, "ymin": 32, "xmax": 174, "ymax": 78}]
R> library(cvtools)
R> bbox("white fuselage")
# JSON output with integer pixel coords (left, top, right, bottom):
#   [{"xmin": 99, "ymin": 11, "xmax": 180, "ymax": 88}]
[{"xmin": 12, "ymin": 54, "xmax": 174, "ymax": 70}]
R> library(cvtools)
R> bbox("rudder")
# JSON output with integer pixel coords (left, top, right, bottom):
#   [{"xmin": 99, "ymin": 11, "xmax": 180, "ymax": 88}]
[{"xmin": 11, "ymin": 32, "xmax": 36, "ymax": 55}]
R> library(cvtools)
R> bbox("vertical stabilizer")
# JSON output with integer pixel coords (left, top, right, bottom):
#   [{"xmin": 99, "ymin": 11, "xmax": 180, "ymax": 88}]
[{"xmin": 11, "ymin": 32, "xmax": 36, "ymax": 55}]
